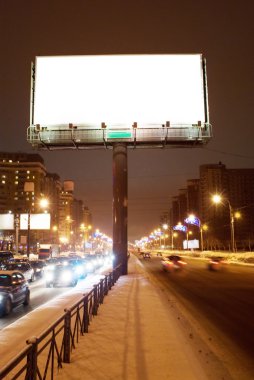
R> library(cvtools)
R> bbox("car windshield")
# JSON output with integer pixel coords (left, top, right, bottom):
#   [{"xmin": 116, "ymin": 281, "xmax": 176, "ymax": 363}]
[
  {"xmin": 0, "ymin": 274, "xmax": 12, "ymax": 286},
  {"xmin": 30, "ymin": 261, "xmax": 44, "ymax": 268},
  {"xmin": 5, "ymin": 263, "xmax": 27, "ymax": 271}
]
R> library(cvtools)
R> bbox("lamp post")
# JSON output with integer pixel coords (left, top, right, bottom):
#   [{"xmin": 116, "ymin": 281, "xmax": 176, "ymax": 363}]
[
  {"xmin": 172, "ymin": 232, "xmax": 178, "ymax": 250},
  {"xmin": 200, "ymin": 224, "xmax": 208, "ymax": 251},
  {"xmin": 24, "ymin": 182, "xmax": 35, "ymax": 257},
  {"xmin": 162, "ymin": 224, "xmax": 168, "ymax": 248},
  {"xmin": 186, "ymin": 230, "xmax": 192, "ymax": 250},
  {"xmin": 212, "ymin": 194, "xmax": 236, "ymax": 252},
  {"xmin": 80, "ymin": 223, "xmax": 92, "ymax": 251}
]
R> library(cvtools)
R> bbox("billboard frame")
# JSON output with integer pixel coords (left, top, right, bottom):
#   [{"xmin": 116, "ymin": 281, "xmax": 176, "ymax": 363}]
[{"xmin": 27, "ymin": 54, "xmax": 212, "ymax": 150}]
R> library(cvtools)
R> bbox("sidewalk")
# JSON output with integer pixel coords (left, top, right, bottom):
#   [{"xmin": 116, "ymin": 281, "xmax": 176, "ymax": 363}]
[{"xmin": 54, "ymin": 255, "xmax": 211, "ymax": 380}]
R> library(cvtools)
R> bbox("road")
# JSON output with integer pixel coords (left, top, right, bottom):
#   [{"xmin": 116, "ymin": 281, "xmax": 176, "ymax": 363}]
[
  {"xmin": 139, "ymin": 254, "xmax": 254, "ymax": 376},
  {"xmin": 0, "ymin": 277, "xmax": 68, "ymax": 330}
]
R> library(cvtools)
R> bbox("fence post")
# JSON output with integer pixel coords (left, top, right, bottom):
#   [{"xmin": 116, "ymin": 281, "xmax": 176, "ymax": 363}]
[
  {"xmin": 104, "ymin": 275, "xmax": 108, "ymax": 295},
  {"xmin": 99, "ymin": 279, "xmax": 104, "ymax": 304},
  {"xmin": 83, "ymin": 295, "xmax": 89, "ymax": 333},
  {"xmin": 108, "ymin": 272, "xmax": 112, "ymax": 290},
  {"xmin": 113, "ymin": 268, "xmax": 117, "ymax": 285},
  {"xmin": 92, "ymin": 285, "xmax": 98, "ymax": 316},
  {"xmin": 26, "ymin": 337, "xmax": 38, "ymax": 380},
  {"xmin": 63, "ymin": 308, "xmax": 71, "ymax": 363}
]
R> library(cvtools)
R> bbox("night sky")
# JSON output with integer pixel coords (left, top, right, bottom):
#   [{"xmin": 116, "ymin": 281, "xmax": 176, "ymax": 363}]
[{"xmin": 1, "ymin": 0, "xmax": 254, "ymax": 241}]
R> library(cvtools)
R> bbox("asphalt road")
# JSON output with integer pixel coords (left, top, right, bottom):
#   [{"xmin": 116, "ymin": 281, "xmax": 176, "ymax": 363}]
[
  {"xmin": 139, "ymin": 254, "xmax": 254, "ymax": 375},
  {"xmin": 0, "ymin": 277, "xmax": 67, "ymax": 330}
]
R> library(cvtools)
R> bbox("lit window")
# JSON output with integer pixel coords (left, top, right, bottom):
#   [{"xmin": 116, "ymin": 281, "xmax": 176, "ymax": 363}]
[
  {"xmin": 15, "ymin": 181, "xmax": 18, "ymax": 185},
  {"xmin": 27, "ymin": 171, "xmax": 30, "ymax": 174},
  {"xmin": 1, "ymin": 180, "xmax": 5, "ymax": 184},
  {"xmin": 32, "ymin": 203, "xmax": 34, "ymax": 206},
  {"xmin": 32, "ymin": 176, "xmax": 35, "ymax": 179},
  {"xmin": 15, "ymin": 171, "xmax": 19, "ymax": 174},
  {"xmin": 2, "ymin": 175, "xmax": 6, "ymax": 178},
  {"xmin": 9, "ymin": 160, "xmax": 13, "ymax": 163},
  {"xmin": 26, "ymin": 197, "xmax": 29, "ymax": 201},
  {"xmin": 27, "ymin": 176, "xmax": 30, "ymax": 179},
  {"xmin": 15, "ymin": 176, "xmax": 18, "ymax": 179},
  {"xmin": 14, "ymin": 197, "xmax": 18, "ymax": 200}
]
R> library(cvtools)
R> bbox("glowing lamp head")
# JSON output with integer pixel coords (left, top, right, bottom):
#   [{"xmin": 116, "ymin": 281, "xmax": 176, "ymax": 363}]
[{"xmin": 212, "ymin": 194, "xmax": 222, "ymax": 204}]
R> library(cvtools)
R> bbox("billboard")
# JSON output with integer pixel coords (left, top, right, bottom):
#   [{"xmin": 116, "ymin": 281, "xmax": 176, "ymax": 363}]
[
  {"xmin": 20, "ymin": 214, "xmax": 51, "ymax": 230},
  {"xmin": 33, "ymin": 54, "xmax": 207, "ymax": 128},
  {"xmin": 183, "ymin": 239, "xmax": 199, "ymax": 249},
  {"xmin": 0, "ymin": 214, "xmax": 14, "ymax": 230}
]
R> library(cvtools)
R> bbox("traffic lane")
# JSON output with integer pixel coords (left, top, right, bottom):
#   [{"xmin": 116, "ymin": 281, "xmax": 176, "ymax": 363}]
[
  {"xmin": 0, "ymin": 278, "xmax": 71, "ymax": 330},
  {"xmin": 140, "ymin": 256, "xmax": 254, "ymax": 361}
]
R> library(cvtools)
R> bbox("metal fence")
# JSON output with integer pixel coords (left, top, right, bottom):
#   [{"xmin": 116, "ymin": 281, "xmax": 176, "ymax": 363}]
[{"xmin": 0, "ymin": 265, "xmax": 122, "ymax": 380}]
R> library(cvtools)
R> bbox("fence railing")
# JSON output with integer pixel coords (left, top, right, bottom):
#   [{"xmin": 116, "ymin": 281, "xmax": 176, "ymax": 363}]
[{"xmin": 0, "ymin": 265, "xmax": 122, "ymax": 380}]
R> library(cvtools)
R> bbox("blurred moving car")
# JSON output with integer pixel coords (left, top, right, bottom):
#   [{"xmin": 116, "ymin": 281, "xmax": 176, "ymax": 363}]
[
  {"xmin": 1, "ymin": 262, "xmax": 35, "ymax": 282},
  {"xmin": 143, "ymin": 252, "xmax": 151, "ymax": 259},
  {"xmin": 29, "ymin": 260, "xmax": 46, "ymax": 278},
  {"xmin": 162, "ymin": 255, "xmax": 187, "ymax": 272},
  {"xmin": 207, "ymin": 257, "xmax": 226, "ymax": 271},
  {"xmin": 45, "ymin": 263, "xmax": 79, "ymax": 287},
  {"xmin": 0, "ymin": 270, "xmax": 30, "ymax": 316}
]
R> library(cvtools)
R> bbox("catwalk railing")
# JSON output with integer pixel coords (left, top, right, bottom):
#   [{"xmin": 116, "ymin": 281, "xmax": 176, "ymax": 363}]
[
  {"xmin": 0, "ymin": 264, "xmax": 122, "ymax": 380},
  {"xmin": 27, "ymin": 124, "xmax": 212, "ymax": 150}
]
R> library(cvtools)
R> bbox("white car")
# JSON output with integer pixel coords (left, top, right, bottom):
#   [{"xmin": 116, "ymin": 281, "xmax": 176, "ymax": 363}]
[{"xmin": 2, "ymin": 262, "xmax": 35, "ymax": 282}]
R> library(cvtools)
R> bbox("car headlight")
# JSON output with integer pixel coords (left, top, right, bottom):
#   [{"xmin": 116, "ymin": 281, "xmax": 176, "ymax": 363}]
[
  {"xmin": 45, "ymin": 272, "xmax": 54, "ymax": 281},
  {"xmin": 61, "ymin": 270, "xmax": 72, "ymax": 281},
  {"xmin": 86, "ymin": 262, "xmax": 93, "ymax": 271},
  {"xmin": 46, "ymin": 264, "xmax": 55, "ymax": 271},
  {"xmin": 75, "ymin": 265, "xmax": 84, "ymax": 275}
]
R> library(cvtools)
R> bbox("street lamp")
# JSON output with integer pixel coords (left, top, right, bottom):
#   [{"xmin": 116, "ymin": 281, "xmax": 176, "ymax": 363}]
[
  {"xmin": 200, "ymin": 224, "xmax": 208, "ymax": 251},
  {"xmin": 186, "ymin": 230, "xmax": 192, "ymax": 250},
  {"xmin": 212, "ymin": 194, "xmax": 237, "ymax": 252},
  {"xmin": 172, "ymin": 232, "xmax": 178, "ymax": 250},
  {"xmin": 162, "ymin": 224, "xmax": 168, "ymax": 248},
  {"xmin": 80, "ymin": 224, "xmax": 92, "ymax": 251}
]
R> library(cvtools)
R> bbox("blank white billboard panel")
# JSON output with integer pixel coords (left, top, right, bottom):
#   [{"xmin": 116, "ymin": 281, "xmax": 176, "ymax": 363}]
[
  {"xmin": 34, "ymin": 55, "xmax": 206, "ymax": 127},
  {"xmin": 0, "ymin": 214, "xmax": 14, "ymax": 230},
  {"xmin": 20, "ymin": 214, "xmax": 50, "ymax": 230}
]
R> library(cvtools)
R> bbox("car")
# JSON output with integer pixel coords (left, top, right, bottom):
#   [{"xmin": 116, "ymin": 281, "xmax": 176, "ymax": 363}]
[
  {"xmin": 162, "ymin": 255, "xmax": 187, "ymax": 272},
  {"xmin": 1, "ymin": 262, "xmax": 35, "ymax": 282},
  {"xmin": 143, "ymin": 252, "xmax": 151, "ymax": 259},
  {"xmin": 0, "ymin": 251, "xmax": 14, "ymax": 263},
  {"xmin": 68, "ymin": 258, "xmax": 88, "ymax": 279},
  {"xmin": 29, "ymin": 260, "xmax": 46, "ymax": 278},
  {"xmin": 45, "ymin": 263, "xmax": 79, "ymax": 287},
  {"xmin": 207, "ymin": 256, "xmax": 226, "ymax": 271},
  {"xmin": 0, "ymin": 270, "xmax": 30, "ymax": 316}
]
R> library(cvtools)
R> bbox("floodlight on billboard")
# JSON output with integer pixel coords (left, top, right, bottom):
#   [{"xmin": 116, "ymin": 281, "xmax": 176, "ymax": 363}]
[
  {"xmin": 20, "ymin": 214, "xmax": 51, "ymax": 230},
  {"xmin": 33, "ymin": 54, "xmax": 207, "ymax": 127},
  {"xmin": 0, "ymin": 214, "xmax": 14, "ymax": 230}
]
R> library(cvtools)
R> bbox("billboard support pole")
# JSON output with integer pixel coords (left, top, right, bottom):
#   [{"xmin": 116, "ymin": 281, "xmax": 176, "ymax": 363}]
[{"xmin": 113, "ymin": 143, "xmax": 128, "ymax": 275}]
